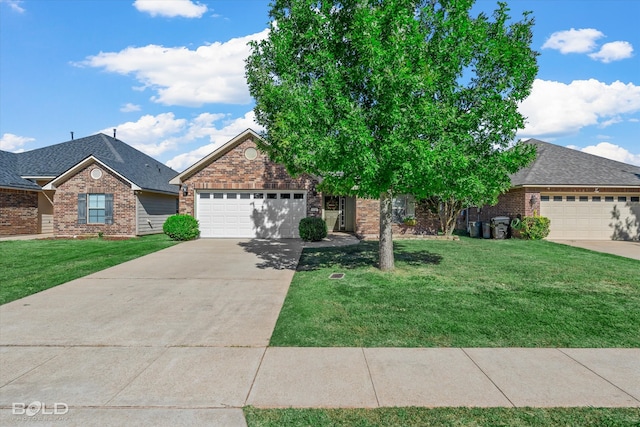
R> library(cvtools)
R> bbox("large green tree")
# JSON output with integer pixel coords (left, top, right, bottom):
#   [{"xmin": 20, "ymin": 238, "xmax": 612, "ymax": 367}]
[{"xmin": 246, "ymin": 0, "xmax": 538, "ymax": 270}]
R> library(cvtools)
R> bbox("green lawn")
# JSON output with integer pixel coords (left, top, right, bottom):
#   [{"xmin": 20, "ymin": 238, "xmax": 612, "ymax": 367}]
[
  {"xmin": 270, "ymin": 238, "xmax": 640, "ymax": 347},
  {"xmin": 244, "ymin": 407, "xmax": 640, "ymax": 427},
  {"xmin": 0, "ymin": 235, "xmax": 178, "ymax": 305}
]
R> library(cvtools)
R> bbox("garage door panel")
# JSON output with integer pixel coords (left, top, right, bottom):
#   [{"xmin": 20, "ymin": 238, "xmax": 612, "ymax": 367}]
[
  {"xmin": 541, "ymin": 195, "xmax": 639, "ymax": 240},
  {"xmin": 197, "ymin": 191, "xmax": 306, "ymax": 238}
]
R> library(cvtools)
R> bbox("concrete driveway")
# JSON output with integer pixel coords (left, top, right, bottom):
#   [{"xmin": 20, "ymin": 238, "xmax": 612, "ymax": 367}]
[
  {"xmin": 549, "ymin": 239, "xmax": 640, "ymax": 261},
  {"xmin": 0, "ymin": 238, "xmax": 301, "ymax": 425}
]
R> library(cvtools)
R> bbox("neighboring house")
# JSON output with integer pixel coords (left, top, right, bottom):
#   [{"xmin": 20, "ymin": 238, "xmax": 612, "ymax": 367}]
[
  {"xmin": 0, "ymin": 133, "xmax": 179, "ymax": 237},
  {"xmin": 170, "ymin": 129, "xmax": 441, "ymax": 239},
  {"xmin": 471, "ymin": 139, "xmax": 640, "ymax": 241}
]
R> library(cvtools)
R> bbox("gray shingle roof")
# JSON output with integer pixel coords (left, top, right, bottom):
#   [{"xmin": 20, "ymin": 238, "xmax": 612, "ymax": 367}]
[
  {"xmin": 511, "ymin": 139, "xmax": 640, "ymax": 187},
  {"xmin": 4, "ymin": 134, "xmax": 179, "ymax": 194},
  {"xmin": 0, "ymin": 151, "xmax": 42, "ymax": 191}
]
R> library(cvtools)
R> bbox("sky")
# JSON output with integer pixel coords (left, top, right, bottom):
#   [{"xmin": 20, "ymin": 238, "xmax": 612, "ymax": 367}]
[{"xmin": 1, "ymin": 0, "xmax": 639, "ymax": 172}]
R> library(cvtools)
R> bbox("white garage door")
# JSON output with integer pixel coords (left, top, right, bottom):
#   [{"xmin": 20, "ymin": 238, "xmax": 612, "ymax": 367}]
[
  {"xmin": 540, "ymin": 194, "xmax": 640, "ymax": 240},
  {"xmin": 196, "ymin": 191, "xmax": 307, "ymax": 238}
]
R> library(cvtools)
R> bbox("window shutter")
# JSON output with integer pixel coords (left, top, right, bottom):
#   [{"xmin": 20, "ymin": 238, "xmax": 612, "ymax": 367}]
[
  {"xmin": 104, "ymin": 194, "xmax": 114, "ymax": 225},
  {"xmin": 78, "ymin": 193, "xmax": 87, "ymax": 224}
]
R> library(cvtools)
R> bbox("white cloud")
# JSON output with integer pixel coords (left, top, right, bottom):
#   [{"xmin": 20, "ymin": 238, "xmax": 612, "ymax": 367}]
[
  {"xmin": 0, "ymin": 133, "xmax": 34, "ymax": 151},
  {"xmin": 98, "ymin": 110, "xmax": 262, "ymax": 168},
  {"xmin": 79, "ymin": 30, "xmax": 269, "ymax": 107},
  {"xmin": 133, "ymin": 0, "xmax": 207, "ymax": 18},
  {"xmin": 542, "ymin": 28, "xmax": 604, "ymax": 54},
  {"xmin": 100, "ymin": 113, "xmax": 188, "ymax": 156},
  {"xmin": 518, "ymin": 79, "xmax": 640, "ymax": 138},
  {"xmin": 120, "ymin": 103, "xmax": 141, "ymax": 112},
  {"xmin": 0, "ymin": 0, "xmax": 25, "ymax": 13},
  {"xmin": 166, "ymin": 111, "xmax": 263, "ymax": 171},
  {"xmin": 570, "ymin": 142, "xmax": 640, "ymax": 166},
  {"xmin": 588, "ymin": 41, "xmax": 634, "ymax": 63}
]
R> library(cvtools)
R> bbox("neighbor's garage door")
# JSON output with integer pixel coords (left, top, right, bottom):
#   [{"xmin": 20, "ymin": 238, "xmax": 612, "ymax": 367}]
[
  {"xmin": 196, "ymin": 191, "xmax": 306, "ymax": 238},
  {"xmin": 540, "ymin": 194, "xmax": 640, "ymax": 240}
]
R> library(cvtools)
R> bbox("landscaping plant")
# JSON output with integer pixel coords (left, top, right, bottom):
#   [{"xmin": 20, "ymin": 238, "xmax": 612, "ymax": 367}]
[
  {"xmin": 163, "ymin": 214, "xmax": 200, "ymax": 241},
  {"xmin": 299, "ymin": 217, "xmax": 328, "ymax": 241},
  {"xmin": 512, "ymin": 214, "xmax": 551, "ymax": 240}
]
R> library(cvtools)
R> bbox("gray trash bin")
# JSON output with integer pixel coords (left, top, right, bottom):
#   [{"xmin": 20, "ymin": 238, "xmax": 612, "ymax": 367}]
[
  {"xmin": 469, "ymin": 221, "xmax": 481, "ymax": 238},
  {"xmin": 491, "ymin": 216, "xmax": 511, "ymax": 239},
  {"xmin": 482, "ymin": 222, "xmax": 491, "ymax": 239}
]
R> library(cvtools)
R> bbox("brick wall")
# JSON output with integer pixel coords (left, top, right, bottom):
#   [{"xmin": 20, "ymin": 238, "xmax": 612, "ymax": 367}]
[
  {"xmin": 0, "ymin": 189, "xmax": 39, "ymax": 236},
  {"xmin": 355, "ymin": 198, "xmax": 379, "ymax": 237},
  {"xmin": 180, "ymin": 136, "xmax": 321, "ymax": 217},
  {"xmin": 54, "ymin": 164, "xmax": 137, "ymax": 237},
  {"xmin": 355, "ymin": 197, "xmax": 444, "ymax": 238},
  {"xmin": 469, "ymin": 188, "xmax": 528, "ymax": 224}
]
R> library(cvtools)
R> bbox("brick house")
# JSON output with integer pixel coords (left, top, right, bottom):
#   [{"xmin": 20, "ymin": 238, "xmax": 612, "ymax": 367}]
[
  {"xmin": 1, "ymin": 134, "xmax": 179, "ymax": 237},
  {"xmin": 170, "ymin": 129, "xmax": 440, "ymax": 239},
  {"xmin": 470, "ymin": 139, "xmax": 640, "ymax": 240}
]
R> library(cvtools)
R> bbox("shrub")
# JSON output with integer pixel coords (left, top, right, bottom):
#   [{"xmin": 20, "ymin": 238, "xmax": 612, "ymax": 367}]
[
  {"xmin": 512, "ymin": 215, "xmax": 550, "ymax": 240},
  {"xmin": 299, "ymin": 217, "xmax": 328, "ymax": 241},
  {"xmin": 163, "ymin": 214, "xmax": 200, "ymax": 241}
]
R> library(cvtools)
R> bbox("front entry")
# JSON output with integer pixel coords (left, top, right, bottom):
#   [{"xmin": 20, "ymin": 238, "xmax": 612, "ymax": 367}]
[{"xmin": 323, "ymin": 195, "xmax": 355, "ymax": 232}]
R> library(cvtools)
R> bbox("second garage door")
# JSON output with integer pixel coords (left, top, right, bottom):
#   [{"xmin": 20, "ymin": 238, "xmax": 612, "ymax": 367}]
[
  {"xmin": 196, "ymin": 191, "xmax": 307, "ymax": 238},
  {"xmin": 540, "ymin": 194, "xmax": 639, "ymax": 240}
]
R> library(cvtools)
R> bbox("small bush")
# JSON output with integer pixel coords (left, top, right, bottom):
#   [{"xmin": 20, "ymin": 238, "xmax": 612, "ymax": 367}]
[
  {"xmin": 299, "ymin": 217, "xmax": 328, "ymax": 241},
  {"xmin": 163, "ymin": 214, "xmax": 200, "ymax": 241},
  {"xmin": 513, "ymin": 215, "xmax": 550, "ymax": 240}
]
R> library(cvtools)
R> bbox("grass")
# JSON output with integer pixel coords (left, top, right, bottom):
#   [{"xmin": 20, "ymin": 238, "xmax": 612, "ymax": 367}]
[
  {"xmin": 270, "ymin": 238, "xmax": 640, "ymax": 347},
  {"xmin": 0, "ymin": 234, "xmax": 178, "ymax": 305},
  {"xmin": 244, "ymin": 407, "xmax": 640, "ymax": 427}
]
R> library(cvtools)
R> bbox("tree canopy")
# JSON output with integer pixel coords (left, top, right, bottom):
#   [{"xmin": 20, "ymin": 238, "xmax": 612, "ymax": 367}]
[{"xmin": 246, "ymin": 0, "xmax": 538, "ymax": 270}]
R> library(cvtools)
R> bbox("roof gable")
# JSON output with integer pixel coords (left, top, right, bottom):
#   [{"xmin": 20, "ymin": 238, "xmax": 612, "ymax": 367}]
[
  {"xmin": 0, "ymin": 150, "xmax": 42, "ymax": 191},
  {"xmin": 42, "ymin": 156, "xmax": 140, "ymax": 191},
  {"xmin": 12, "ymin": 134, "xmax": 179, "ymax": 194},
  {"xmin": 169, "ymin": 128, "xmax": 261, "ymax": 185},
  {"xmin": 511, "ymin": 139, "xmax": 640, "ymax": 187}
]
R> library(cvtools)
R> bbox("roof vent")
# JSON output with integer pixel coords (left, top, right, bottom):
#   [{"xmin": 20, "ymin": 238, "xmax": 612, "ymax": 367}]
[
  {"xmin": 70, "ymin": 131, "xmax": 74, "ymax": 140},
  {"xmin": 113, "ymin": 129, "xmax": 117, "ymax": 139}
]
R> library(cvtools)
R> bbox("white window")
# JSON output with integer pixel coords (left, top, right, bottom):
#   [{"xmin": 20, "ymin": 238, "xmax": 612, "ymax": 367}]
[{"xmin": 88, "ymin": 194, "xmax": 106, "ymax": 224}]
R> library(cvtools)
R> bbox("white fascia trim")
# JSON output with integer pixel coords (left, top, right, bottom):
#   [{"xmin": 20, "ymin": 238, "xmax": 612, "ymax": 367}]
[
  {"xmin": 20, "ymin": 176, "xmax": 56, "ymax": 180},
  {"xmin": 43, "ymin": 156, "xmax": 137, "ymax": 190},
  {"xmin": 169, "ymin": 128, "xmax": 263, "ymax": 185}
]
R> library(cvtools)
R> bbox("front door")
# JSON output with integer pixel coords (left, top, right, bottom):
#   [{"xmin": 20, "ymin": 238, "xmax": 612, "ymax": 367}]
[{"xmin": 323, "ymin": 196, "xmax": 355, "ymax": 232}]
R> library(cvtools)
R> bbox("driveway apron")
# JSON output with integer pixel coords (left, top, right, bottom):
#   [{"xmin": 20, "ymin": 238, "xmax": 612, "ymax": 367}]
[{"xmin": 0, "ymin": 239, "xmax": 301, "ymax": 425}]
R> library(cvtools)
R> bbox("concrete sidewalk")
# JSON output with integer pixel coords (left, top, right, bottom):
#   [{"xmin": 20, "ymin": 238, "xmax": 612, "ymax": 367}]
[
  {"xmin": 1, "ymin": 237, "xmax": 639, "ymax": 426},
  {"xmin": 1, "ymin": 346, "xmax": 638, "ymax": 425}
]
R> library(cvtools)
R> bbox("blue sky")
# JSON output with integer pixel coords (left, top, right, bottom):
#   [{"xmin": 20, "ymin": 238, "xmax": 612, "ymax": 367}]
[{"xmin": 1, "ymin": 0, "xmax": 639, "ymax": 171}]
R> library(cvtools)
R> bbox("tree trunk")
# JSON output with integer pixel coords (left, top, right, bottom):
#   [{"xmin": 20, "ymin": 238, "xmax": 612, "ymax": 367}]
[{"xmin": 379, "ymin": 191, "xmax": 395, "ymax": 271}]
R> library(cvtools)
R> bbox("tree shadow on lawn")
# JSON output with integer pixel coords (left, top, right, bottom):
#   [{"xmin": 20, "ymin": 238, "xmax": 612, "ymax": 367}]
[{"xmin": 297, "ymin": 241, "xmax": 442, "ymax": 271}]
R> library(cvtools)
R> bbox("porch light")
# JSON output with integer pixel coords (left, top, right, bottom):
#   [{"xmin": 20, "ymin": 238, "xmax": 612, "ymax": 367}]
[
  {"xmin": 530, "ymin": 194, "xmax": 537, "ymax": 205},
  {"xmin": 182, "ymin": 185, "xmax": 188, "ymax": 196}
]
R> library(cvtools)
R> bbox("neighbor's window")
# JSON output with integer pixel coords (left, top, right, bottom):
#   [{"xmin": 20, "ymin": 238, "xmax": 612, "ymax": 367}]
[
  {"xmin": 88, "ymin": 194, "xmax": 106, "ymax": 223},
  {"xmin": 392, "ymin": 195, "xmax": 416, "ymax": 223},
  {"xmin": 78, "ymin": 193, "xmax": 113, "ymax": 225}
]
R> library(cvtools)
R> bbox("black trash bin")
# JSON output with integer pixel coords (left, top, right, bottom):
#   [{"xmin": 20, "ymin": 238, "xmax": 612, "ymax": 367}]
[{"xmin": 491, "ymin": 216, "xmax": 511, "ymax": 239}]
